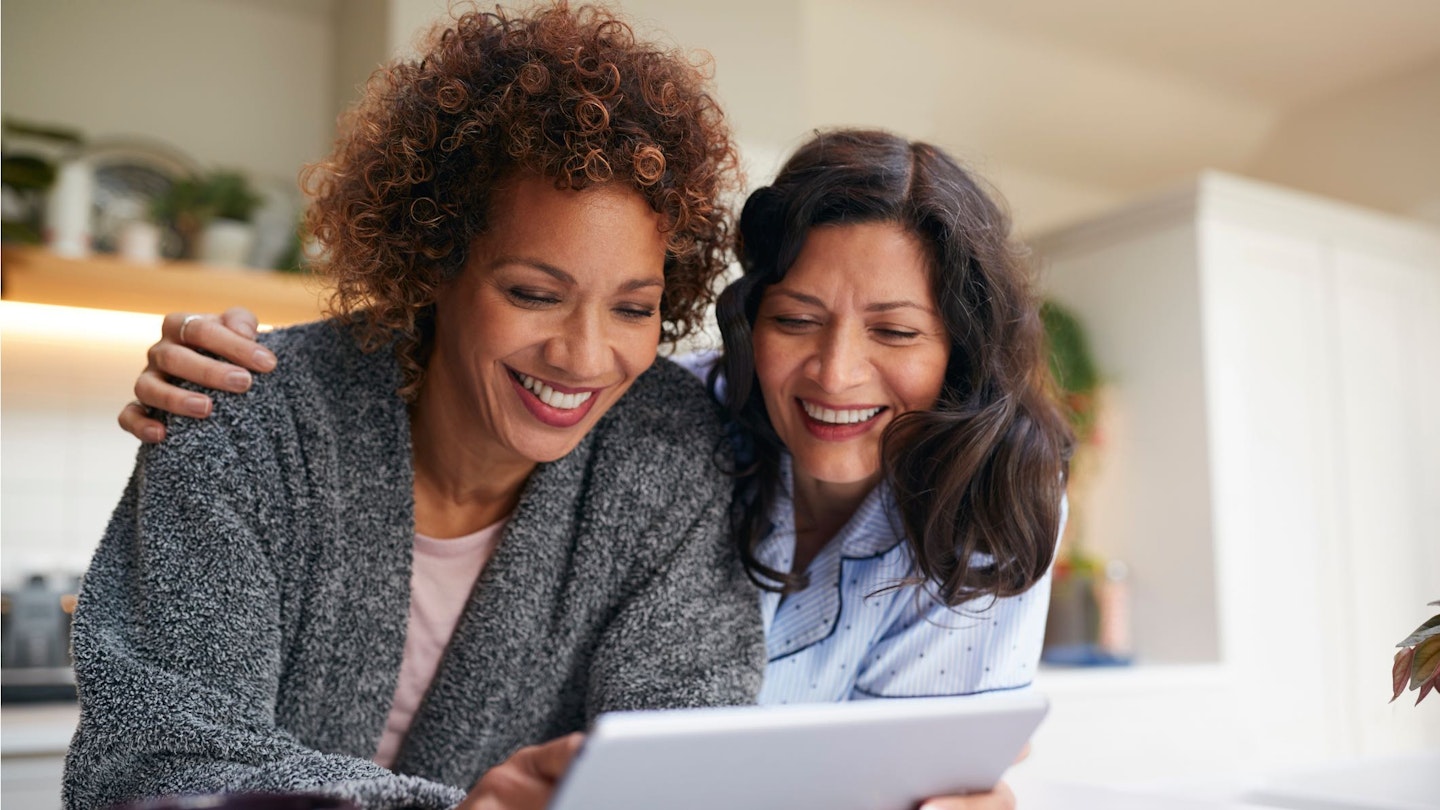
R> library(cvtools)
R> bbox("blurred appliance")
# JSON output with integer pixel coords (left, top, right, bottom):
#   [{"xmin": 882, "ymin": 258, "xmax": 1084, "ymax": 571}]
[{"xmin": 1, "ymin": 573, "xmax": 80, "ymax": 702}]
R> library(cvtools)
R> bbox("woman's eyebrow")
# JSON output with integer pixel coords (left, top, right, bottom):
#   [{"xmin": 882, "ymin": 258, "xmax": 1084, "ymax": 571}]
[
  {"xmin": 494, "ymin": 256, "xmax": 663, "ymax": 294},
  {"xmin": 866, "ymin": 300, "xmax": 937, "ymax": 315},
  {"xmin": 494, "ymin": 256, "xmax": 576, "ymax": 284},
  {"xmin": 620, "ymin": 278, "xmax": 665, "ymax": 292},
  {"xmin": 771, "ymin": 290, "xmax": 825, "ymax": 307},
  {"xmin": 773, "ymin": 288, "xmax": 935, "ymax": 316}
]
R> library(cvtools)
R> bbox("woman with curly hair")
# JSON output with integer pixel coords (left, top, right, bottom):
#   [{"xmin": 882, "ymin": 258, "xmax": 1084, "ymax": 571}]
[{"xmin": 67, "ymin": 5, "xmax": 763, "ymax": 810}]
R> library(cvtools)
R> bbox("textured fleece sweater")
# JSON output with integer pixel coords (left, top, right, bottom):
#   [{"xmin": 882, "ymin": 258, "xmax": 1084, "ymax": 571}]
[{"xmin": 63, "ymin": 320, "xmax": 765, "ymax": 810}]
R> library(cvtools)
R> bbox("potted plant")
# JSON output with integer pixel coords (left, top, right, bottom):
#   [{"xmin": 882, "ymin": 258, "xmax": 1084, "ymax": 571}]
[
  {"xmin": 1, "ymin": 117, "xmax": 84, "ymax": 245},
  {"xmin": 1039, "ymin": 300, "xmax": 1133, "ymax": 665},
  {"xmin": 196, "ymin": 170, "xmax": 262, "ymax": 267},
  {"xmin": 1392, "ymin": 600, "xmax": 1440, "ymax": 705},
  {"xmin": 150, "ymin": 176, "xmax": 207, "ymax": 260}
]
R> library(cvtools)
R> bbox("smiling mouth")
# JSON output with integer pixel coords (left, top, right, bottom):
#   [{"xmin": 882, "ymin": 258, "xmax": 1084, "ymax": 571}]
[
  {"xmin": 511, "ymin": 370, "xmax": 597, "ymax": 411},
  {"xmin": 800, "ymin": 400, "xmax": 885, "ymax": 425}
]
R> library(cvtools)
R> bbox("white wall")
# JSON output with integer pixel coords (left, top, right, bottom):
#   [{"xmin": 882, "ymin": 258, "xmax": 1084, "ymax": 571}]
[
  {"xmin": 1035, "ymin": 211, "xmax": 1222, "ymax": 664},
  {"xmin": 0, "ymin": 305, "xmax": 160, "ymax": 584},
  {"xmin": 384, "ymin": 0, "xmax": 808, "ymax": 191},
  {"xmin": 333, "ymin": 0, "xmax": 390, "ymax": 121},
  {"xmin": 1, "ymin": 0, "xmax": 337, "ymax": 185}
]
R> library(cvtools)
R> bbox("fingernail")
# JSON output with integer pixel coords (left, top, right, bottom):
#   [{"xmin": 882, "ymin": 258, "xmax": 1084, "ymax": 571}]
[
  {"xmin": 252, "ymin": 347, "xmax": 276, "ymax": 371},
  {"xmin": 143, "ymin": 427, "xmax": 164, "ymax": 443},
  {"xmin": 226, "ymin": 370, "xmax": 253, "ymax": 391},
  {"xmin": 185, "ymin": 395, "xmax": 211, "ymax": 418}
]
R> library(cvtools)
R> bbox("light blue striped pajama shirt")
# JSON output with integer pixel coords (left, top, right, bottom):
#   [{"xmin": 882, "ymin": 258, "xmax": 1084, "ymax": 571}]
[
  {"xmin": 671, "ymin": 351, "xmax": 1057, "ymax": 706},
  {"xmin": 754, "ymin": 456, "xmax": 1056, "ymax": 705}
]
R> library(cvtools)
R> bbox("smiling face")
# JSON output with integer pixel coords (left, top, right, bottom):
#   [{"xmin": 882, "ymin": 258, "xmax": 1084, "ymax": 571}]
[
  {"xmin": 752, "ymin": 222, "xmax": 951, "ymax": 493},
  {"xmin": 426, "ymin": 174, "xmax": 668, "ymax": 466}
]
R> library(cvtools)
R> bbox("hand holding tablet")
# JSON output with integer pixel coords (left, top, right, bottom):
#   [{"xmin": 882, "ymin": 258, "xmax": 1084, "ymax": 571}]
[{"xmin": 548, "ymin": 691, "xmax": 1047, "ymax": 810}]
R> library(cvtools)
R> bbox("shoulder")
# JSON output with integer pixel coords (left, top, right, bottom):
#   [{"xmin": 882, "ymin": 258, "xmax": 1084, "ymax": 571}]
[
  {"xmin": 164, "ymin": 318, "xmax": 405, "ymax": 453},
  {"xmin": 580, "ymin": 357, "xmax": 730, "ymax": 511},
  {"xmin": 592, "ymin": 356, "xmax": 725, "ymax": 453},
  {"xmin": 254, "ymin": 319, "xmax": 401, "ymax": 402}
]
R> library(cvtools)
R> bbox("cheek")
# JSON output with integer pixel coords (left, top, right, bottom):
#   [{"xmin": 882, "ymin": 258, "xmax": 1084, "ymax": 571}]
[
  {"xmin": 469, "ymin": 309, "xmax": 526, "ymax": 364},
  {"xmin": 892, "ymin": 348, "xmax": 950, "ymax": 412},
  {"xmin": 618, "ymin": 323, "xmax": 662, "ymax": 376},
  {"xmin": 751, "ymin": 329, "xmax": 791, "ymax": 406}
]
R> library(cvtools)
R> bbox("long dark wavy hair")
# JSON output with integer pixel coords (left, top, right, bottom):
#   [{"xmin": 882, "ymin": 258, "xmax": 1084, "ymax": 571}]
[{"xmin": 714, "ymin": 129, "xmax": 1073, "ymax": 607}]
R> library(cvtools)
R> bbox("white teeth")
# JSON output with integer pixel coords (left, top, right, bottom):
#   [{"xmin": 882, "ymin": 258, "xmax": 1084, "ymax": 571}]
[
  {"xmin": 517, "ymin": 372, "xmax": 594, "ymax": 410},
  {"xmin": 801, "ymin": 401, "xmax": 882, "ymax": 425}
]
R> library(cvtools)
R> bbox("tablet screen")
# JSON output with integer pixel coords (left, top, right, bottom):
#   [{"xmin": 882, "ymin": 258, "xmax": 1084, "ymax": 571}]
[{"xmin": 549, "ymin": 690, "xmax": 1048, "ymax": 810}]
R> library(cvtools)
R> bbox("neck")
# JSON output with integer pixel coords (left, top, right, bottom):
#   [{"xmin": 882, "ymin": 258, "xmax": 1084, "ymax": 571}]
[
  {"xmin": 409, "ymin": 361, "xmax": 535, "ymax": 539},
  {"xmin": 788, "ymin": 467, "xmax": 880, "ymax": 573}
]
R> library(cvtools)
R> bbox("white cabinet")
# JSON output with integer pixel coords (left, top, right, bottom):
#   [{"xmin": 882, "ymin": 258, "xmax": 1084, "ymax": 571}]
[{"xmin": 1026, "ymin": 172, "xmax": 1440, "ymax": 784}]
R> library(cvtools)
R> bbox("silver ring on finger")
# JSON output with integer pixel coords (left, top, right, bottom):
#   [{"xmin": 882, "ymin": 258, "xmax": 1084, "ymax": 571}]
[{"xmin": 179, "ymin": 314, "xmax": 204, "ymax": 344}]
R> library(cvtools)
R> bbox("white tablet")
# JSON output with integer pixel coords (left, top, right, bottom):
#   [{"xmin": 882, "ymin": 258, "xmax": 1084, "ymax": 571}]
[{"xmin": 548, "ymin": 690, "xmax": 1048, "ymax": 810}]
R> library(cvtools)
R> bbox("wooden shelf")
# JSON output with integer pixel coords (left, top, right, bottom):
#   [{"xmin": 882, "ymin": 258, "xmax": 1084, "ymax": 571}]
[{"xmin": 0, "ymin": 245, "xmax": 327, "ymax": 326}]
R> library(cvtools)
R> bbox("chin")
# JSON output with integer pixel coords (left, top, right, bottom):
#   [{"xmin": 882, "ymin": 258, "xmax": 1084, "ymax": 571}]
[
  {"xmin": 792, "ymin": 453, "xmax": 882, "ymax": 488},
  {"xmin": 508, "ymin": 429, "xmax": 590, "ymax": 465}
]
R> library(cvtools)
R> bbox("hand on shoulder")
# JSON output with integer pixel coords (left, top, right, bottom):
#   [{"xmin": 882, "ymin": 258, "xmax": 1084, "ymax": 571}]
[{"xmin": 119, "ymin": 307, "xmax": 276, "ymax": 443}]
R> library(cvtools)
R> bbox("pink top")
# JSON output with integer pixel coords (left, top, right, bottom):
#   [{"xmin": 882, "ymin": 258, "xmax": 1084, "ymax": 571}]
[{"xmin": 372, "ymin": 521, "xmax": 505, "ymax": 769}]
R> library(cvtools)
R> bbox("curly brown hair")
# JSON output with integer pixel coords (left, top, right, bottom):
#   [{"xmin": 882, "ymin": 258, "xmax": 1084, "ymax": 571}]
[{"xmin": 302, "ymin": 2, "xmax": 741, "ymax": 396}]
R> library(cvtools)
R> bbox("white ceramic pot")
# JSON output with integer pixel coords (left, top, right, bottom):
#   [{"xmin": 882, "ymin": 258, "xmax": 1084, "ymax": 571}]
[
  {"xmin": 44, "ymin": 160, "xmax": 94, "ymax": 258},
  {"xmin": 200, "ymin": 218, "xmax": 257, "ymax": 268},
  {"xmin": 117, "ymin": 220, "xmax": 163, "ymax": 264}
]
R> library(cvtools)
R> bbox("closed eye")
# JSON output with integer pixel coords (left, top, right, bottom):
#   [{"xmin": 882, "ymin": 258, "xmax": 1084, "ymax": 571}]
[
  {"xmin": 874, "ymin": 328, "xmax": 921, "ymax": 340},
  {"xmin": 507, "ymin": 287, "xmax": 561, "ymax": 308},
  {"xmin": 615, "ymin": 305, "xmax": 657, "ymax": 321},
  {"xmin": 772, "ymin": 316, "xmax": 821, "ymax": 332}
]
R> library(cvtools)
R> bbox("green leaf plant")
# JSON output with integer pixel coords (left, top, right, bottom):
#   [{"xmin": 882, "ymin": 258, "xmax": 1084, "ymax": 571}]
[{"xmin": 1392, "ymin": 601, "xmax": 1440, "ymax": 706}]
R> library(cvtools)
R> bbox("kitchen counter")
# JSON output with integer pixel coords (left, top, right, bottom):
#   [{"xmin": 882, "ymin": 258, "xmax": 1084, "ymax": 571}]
[
  {"xmin": 1, "ymin": 702, "xmax": 79, "ymax": 757},
  {"xmin": 4, "ymin": 702, "xmax": 1433, "ymax": 810},
  {"xmin": 2, "ymin": 703, "xmax": 77, "ymax": 810}
]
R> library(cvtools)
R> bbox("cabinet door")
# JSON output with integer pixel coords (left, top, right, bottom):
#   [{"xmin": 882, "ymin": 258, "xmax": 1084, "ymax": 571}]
[
  {"xmin": 1330, "ymin": 246, "xmax": 1440, "ymax": 754},
  {"xmin": 1200, "ymin": 219, "xmax": 1348, "ymax": 758}
]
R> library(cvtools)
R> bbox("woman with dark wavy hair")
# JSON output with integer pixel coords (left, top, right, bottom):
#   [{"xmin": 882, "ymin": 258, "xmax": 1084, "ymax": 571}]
[
  {"xmin": 68, "ymin": 6, "xmax": 763, "ymax": 810},
  {"xmin": 707, "ymin": 129, "xmax": 1071, "ymax": 706}
]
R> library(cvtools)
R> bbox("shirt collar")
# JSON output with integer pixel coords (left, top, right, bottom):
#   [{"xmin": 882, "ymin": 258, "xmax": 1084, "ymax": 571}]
[{"xmin": 761, "ymin": 453, "xmax": 906, "ymax": 564}]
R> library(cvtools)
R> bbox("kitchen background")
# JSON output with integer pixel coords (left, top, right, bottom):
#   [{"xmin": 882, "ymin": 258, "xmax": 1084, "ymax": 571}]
[{"xmin": 3, "ymin": 0, "xmax": 1438, "ymax": 807}]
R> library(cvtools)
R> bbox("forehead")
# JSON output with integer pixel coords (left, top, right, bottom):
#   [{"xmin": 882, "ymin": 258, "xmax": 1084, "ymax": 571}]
[
  {"xmin": 480, "ymin": 174, "xmax": 668, "ymax": 278},
  {"xmin": 775, "ymin": 222, "xmax": 935, "ymax": 302}
]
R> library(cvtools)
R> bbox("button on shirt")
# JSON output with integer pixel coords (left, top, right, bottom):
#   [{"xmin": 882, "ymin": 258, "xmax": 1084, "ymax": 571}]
[{"xmin": 757, "ymin": 455, "xmax": 1057, "ymax": 705}]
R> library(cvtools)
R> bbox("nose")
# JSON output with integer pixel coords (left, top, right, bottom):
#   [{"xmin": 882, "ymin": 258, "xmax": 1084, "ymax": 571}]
[
  {"xmin": 542, "ymin": 305, "xmax": 611, "ymax": 381},
  {"xmin": 809, "ymin": 323, "xmax": 870, "ymax": 393}
]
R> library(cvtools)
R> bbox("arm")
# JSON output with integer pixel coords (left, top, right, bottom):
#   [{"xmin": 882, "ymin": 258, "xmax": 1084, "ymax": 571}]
[
  {"xmin": 584, "ymin": 489, "xmax": 765, "ymax": 716},
  {"xmin": 118, "ymin": 307, "xmax": 276, "ymax": 442},
  {"xmin": 66, "ymin": 397, "xmax": 463, "ymax": 810}
]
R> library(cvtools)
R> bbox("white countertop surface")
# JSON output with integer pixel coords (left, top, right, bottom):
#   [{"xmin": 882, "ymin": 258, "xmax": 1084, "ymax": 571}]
[
  {"xmin": 1, "ymin": 702, "xmax": 79, "ymax": 756},
  {"xmin": 4, "ymin": 702, "xmax": 1434, "ymax": 810}
]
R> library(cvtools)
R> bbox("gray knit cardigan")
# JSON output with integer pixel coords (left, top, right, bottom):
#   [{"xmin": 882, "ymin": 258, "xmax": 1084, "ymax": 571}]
[{"xmin": 63, "ymin": 320, "xmax": 765, "ymax": 810}]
